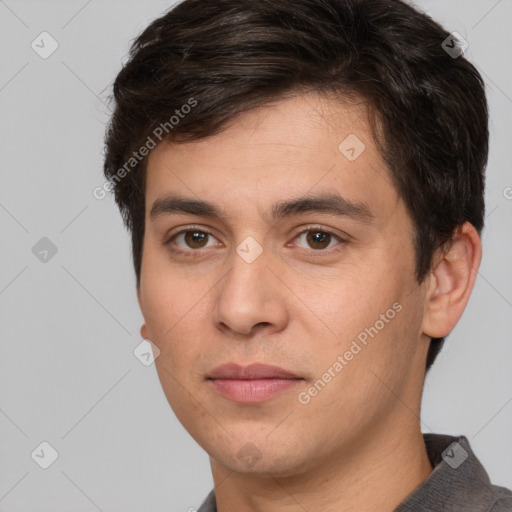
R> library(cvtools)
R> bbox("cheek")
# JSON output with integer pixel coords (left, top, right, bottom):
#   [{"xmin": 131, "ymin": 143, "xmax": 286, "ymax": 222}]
[
  {"xmin": 301, "ymin": 268, "xmax": 399, "ymax": 345},
  {"xmin": 146, "ymin": 284, "xmax": 210, "ymax": 417},
  {"xmin": 297, "ymin": 300, "xmax": 421, "ymax": 437},
  {"xmin": 139, "ymin": 273, "xmax": 207, "ymax": 384},
  {"xmin": 141, "ymin": 249, "xmax": 200, "ymax": 333},
  {"xmin": 302, "ymin": 261, "xmax": 421, "ymax": 388}
]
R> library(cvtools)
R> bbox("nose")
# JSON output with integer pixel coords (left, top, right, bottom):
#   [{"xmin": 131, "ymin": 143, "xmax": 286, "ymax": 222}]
[{"xmin": 213, "ymin": 244, "xmax": 289, "ymax": 338}]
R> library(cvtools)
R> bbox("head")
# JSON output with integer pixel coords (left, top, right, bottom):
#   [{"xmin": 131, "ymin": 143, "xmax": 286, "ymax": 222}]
[{"xmin": 104, "ymin": 0, "xmax": 487, "ymax": 476}]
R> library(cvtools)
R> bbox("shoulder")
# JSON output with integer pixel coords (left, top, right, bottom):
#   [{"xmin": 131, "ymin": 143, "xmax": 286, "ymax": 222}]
[{"xmin": 489, "ymin": 490, "xmax": 512, "ymax": 512}]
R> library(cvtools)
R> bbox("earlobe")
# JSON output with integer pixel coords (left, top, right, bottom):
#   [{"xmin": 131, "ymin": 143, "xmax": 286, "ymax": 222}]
[
  {"xmin": 140, "ymin": 324, "xmax": 150, "ymax": 340},
  {"xmin": 422, "ymin": 222, "xmax": 482, "ymax": 338}
]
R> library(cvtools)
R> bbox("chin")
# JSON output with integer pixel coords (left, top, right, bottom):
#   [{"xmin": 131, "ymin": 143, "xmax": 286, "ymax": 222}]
[{"xmin": 206, "ymin": 434, "xmax": 316, "ymax": 477}]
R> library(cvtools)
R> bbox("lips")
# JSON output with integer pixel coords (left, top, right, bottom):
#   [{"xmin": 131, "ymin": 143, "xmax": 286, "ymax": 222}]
[
  {"xmin": 207, "ymin": 363, "xmax": 303, "ymax": 403},
  {"xmin": 208, "ymin": 363, "xmax": 300, "ymax": 380}
]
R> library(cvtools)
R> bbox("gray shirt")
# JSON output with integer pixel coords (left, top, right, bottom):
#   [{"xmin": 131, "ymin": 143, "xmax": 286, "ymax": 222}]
[{"xmin": 197, "ymin": 434, "xmax": 512, "ymax": 511}]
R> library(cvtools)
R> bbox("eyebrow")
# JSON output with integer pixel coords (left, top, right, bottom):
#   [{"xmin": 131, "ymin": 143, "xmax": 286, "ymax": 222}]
[{"xmin": 149, "ymin": 193, "xmax": 374, "ymax": 224}]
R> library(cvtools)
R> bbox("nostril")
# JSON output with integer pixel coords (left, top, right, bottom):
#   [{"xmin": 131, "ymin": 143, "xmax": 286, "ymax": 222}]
[{"xmin": 254, "ymin": 322, "xmax": 271, "ymax": 329}]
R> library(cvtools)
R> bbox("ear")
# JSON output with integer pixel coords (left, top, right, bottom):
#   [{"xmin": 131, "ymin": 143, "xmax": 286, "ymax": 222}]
[
  {"xmin": 422, "ymin": 222, "xmax": 482, "ymax": 338},
  {"xmin": 137, "ymin": 286, "xmax": 150, "ymax": 340}
]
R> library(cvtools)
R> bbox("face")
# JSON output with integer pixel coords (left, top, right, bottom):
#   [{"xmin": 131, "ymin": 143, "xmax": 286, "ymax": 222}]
[{"xmin": 137, "ymin": 92, "xmax": 431, "ymax": 476}]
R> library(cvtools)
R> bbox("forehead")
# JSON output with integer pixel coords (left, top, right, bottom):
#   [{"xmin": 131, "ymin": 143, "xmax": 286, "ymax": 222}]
[
  {"xmin": 144, "ymin": 92, "xmax": 401, "ymax": 225},
  {"xmin": 149, "ymin": 92, "xmax": 375, "ymax": 165}
]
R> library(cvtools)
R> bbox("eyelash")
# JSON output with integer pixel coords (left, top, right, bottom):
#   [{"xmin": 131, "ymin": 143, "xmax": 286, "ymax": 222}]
[{"xmin": 164, "ymin": 225, "xmax": 347, "ymax": 258}]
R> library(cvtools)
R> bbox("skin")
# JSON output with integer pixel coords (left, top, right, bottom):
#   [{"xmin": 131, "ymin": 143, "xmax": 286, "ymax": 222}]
[{"xmin": 137, "ymin": 91, "xmax": 481, "ymax": 511}]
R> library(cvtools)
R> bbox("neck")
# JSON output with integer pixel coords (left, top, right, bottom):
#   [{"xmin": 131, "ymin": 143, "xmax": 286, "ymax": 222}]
[{"xmin": 210, "ymin": 418, "xmax": 432, "ymax": 512}]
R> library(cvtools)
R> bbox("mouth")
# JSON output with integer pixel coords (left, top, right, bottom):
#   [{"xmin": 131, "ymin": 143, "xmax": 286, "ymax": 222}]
[{"xmin": 207, "ymin": 363, "xmax": 304, "ymax": 403}]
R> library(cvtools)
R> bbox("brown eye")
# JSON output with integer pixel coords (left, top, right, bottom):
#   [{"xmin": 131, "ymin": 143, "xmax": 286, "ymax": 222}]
[
  {"xmin": 293, "ymin": 228, "xmax": 344, "ymax": 252},
  {"xmin": 306, "ymin": 230, "xmax": 332, "ymax": 249},
  {"xmin": 183, "ymin": 230, "xmax": 209, "ymax": 248},
  {"xmin": 168, "ymin": 229, "xmax": 219, "ymax": 253}
]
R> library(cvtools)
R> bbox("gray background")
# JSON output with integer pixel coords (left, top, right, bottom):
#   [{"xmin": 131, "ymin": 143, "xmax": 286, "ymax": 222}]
[{"xmin": 0, "ymin": 0, "xmax": 510, "ymax": 510}]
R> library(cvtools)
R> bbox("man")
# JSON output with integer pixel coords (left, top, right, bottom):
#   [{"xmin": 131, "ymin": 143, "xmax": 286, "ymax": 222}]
[{"xmin": 103, "ymin": 0, "xmax": 511, "ymax": 510}]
